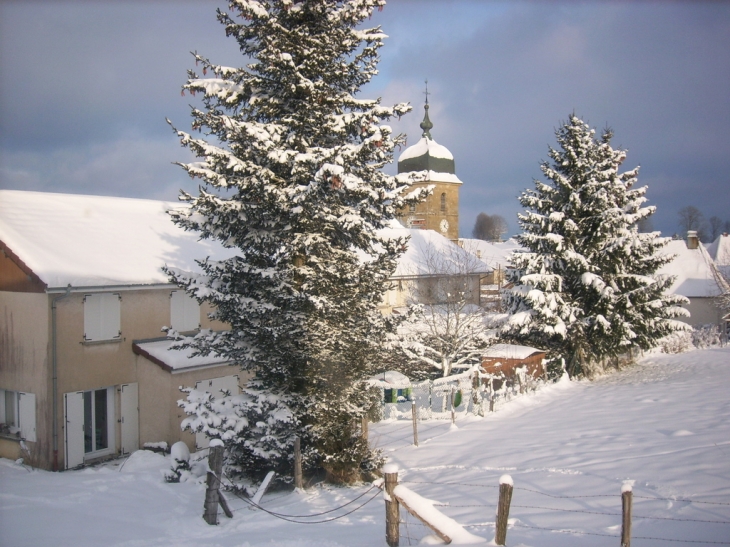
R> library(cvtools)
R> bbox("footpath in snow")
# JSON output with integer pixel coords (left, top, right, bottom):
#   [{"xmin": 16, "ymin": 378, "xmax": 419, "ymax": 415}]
[{"xmin": 1, "ymin": 347, "xmax": 729, "ymax": 546}]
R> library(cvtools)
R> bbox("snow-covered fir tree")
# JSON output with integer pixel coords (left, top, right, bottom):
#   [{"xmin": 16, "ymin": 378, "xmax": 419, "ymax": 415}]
[
  {"xmin": 165, "ymin": 0, "xmax": 424, "ymax": 484},
  {"xmin": 502, "ymin": 114, "xmax": 689, "ymax": 377}
]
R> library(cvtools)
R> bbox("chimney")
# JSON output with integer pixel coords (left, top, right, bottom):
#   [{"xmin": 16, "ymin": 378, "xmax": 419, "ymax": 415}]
[{"xmin": 687, "ymin": 230, "xmax": 699, "ymax": 250}]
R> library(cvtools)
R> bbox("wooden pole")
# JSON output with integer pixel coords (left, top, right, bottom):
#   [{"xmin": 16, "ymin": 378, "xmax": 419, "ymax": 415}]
[
  {"xmin": 218, "ymin": 491, "xmax": 233, "ymax": 518},
  {"xmin": 450, "ymin": 386, "xmax": 455, "ymax": 425},
  {"xmin": 294, "ymin": 437, "xmax": 303, "ymax": 490},
  {"xmin": 203, "ymin": 443, "xmax": 225, "ymax": 525},
  {"xmin": 489, "ymin": 378, "xmax": 495, "ymax": 413},
  {"xmin": 495, "ymin": 475, "xmax": 513, "ymax": 546},
  {"xmin": 411, "ymin": 401, "xmax": 419, "ymax": 447},
  {"xmin": 384, "ymin": 467, "xmax": 400, "ymax": 547},
  {"xmin": 362, "ymin": 415, "xmax": 369, "ymax": 441},
  {"xmin": 621, "ymin": 487, "xmax": 633, "ymax": 547}
]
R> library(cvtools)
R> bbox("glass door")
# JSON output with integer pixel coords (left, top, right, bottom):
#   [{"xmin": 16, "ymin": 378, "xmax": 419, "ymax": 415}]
[{"xmin": 82, "ymin": 387, "xmax": 114, "ymax": 457}]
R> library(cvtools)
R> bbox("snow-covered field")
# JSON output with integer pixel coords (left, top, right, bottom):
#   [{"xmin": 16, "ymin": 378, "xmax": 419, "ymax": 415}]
[{"xmin": 2, "ymin": 348, "xmax": 729, "ymax": 546}]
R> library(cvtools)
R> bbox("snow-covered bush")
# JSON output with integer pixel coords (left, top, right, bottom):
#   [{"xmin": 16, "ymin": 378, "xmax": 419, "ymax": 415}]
[
  {"xmin": 164, "ymin": 441, "xmax": 191, "ymax": 483},
  {"xmin": 658, "ymin": 331, "xmax": 692, "ymax": 354},
  {"xmin": 692, "ymin": 324, "xmax": 723, "ymax": 349},
  {"xmin": 659, "ymin": 325, "xmax": 723, "ymax": 354},
  {"xmin": 179, "ymin": 383, "xmax": 299, "ymax": 485}
]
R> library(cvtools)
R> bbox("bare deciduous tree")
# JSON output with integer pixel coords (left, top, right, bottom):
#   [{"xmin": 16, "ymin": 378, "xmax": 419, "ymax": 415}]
[
  {"xmin": 472, "ymin": 213, "xmax": 508, "ymax": 242},
  {"xmin": 678, "ymin": 205, "xmax": 708, "ymax": 241},
  {"xmin": 395, "ymin": 241, "xmax": 494, "ymax": 378},
  {"xmin": 709, "ymin": 216, "xmax": 724, "ymax": 241}
]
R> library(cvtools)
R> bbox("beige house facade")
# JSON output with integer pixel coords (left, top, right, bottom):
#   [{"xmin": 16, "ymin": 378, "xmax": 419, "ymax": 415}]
[{"xmin": 0, "ymin": 190, "xmax": 243, "ymax": 470}]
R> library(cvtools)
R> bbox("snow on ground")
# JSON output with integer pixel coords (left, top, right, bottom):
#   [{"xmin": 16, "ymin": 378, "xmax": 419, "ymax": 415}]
[{"xmin": 2, "ymin": 347, "xmax": 729, "ymax": 546}]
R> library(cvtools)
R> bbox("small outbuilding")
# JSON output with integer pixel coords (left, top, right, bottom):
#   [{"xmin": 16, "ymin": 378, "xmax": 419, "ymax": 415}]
[{"xmin": 481, "ymin": 343, "xmax": 545, "ymax": 380}]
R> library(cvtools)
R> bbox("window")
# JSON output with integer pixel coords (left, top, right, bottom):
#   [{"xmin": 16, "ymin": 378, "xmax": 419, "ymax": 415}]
[
  {"xmin": 83, "ymin": 293, "xmax": 121, "ymax": 342},
  {"xmin": 0, "ymin": 389, "xmax": 36, "ymax": 442},
  {"xmin": 170, "ymin": 290, "xmax": 200, "ymax": 332},
  {"xmin": 84, "ymin": 388, "xmax": 110, "ymax": 454},
  {"xmin": 409, "ymin": 203, "xmax": 416, "ymax": 212},
  {"xmin": 440, "ymin": 193, "xmax": 447, "ymax": 212}
]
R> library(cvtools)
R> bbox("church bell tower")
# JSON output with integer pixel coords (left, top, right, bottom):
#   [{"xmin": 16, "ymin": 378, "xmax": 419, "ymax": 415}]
[{"xmin": 396, "ymin": 89, "xmax": 461, "ymax": 240}]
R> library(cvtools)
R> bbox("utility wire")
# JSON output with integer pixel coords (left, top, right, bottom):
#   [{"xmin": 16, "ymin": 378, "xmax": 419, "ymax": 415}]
[{"xmin": 230, "ymin": 487, "xmax": 381, "ymax": 524}]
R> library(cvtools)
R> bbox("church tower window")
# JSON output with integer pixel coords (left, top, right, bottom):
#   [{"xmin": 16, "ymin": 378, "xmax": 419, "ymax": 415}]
[{"xmin": 440, "ymin": 193, "xmax": 446, "ymax": 213}]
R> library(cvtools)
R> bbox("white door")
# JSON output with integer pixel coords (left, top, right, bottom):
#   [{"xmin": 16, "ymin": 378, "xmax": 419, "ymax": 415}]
[
  {"xmin": 120, "ymin": 383, "xmax": 139, "ymax": 455},
  {"xmin": 64, "ymin": 392, "xmax": 84, "ymax": 469},
  {"xmin": 194, "ymin": 375, "xmax": 240, "ymax": 449},
  {"xmin": 17, "ymin": 392, "xmax": 36, "ymax": 442}
]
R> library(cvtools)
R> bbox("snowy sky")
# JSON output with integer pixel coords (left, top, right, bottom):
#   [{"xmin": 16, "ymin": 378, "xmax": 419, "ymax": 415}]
[{"xmin": 1, "ymin": 0, "xmax": 728, "ymax": 238}]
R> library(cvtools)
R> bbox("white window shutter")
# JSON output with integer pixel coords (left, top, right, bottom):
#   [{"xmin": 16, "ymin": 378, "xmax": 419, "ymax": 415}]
[
  {"xmin": 18, "ymin": 392, "xmax": 36, "ymax": 442},
  {"xmin": 100, "ymin": 293, "xmax": 121, "ymax": 340},
  {"xmin": 171, "ymin": 291, "xmax": 200, "ymax": 331},
  {"xmin": 84, "ymin": 294, "xmax": 102, "ymax": 341},
  {"xmin": 84, "ymin": 293, "xmax": 121, "ymax": 341},
  {"xmin": 184, "ymin": 295, "xmax": 200, "ymax": 330}
]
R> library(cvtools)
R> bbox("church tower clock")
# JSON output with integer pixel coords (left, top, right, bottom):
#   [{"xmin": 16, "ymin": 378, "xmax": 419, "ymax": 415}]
[{"xmin": 396, "ymin": 90, "xmax": 461, "ymax": 241}]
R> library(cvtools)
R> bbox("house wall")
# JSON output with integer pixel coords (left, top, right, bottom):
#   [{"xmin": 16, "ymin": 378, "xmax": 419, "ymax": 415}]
[
  {"xmin": 0, "ymin": 243, "xmax": 46, "ymax": 293},
  {"xmin": 136, "ymin": 359, "xmax": 247, "ymax": 452},
  {"xmin": 51, "ymin": 287, "xmax": 228, "ymax": 469},
  {"xmin": 680, "ymin": 297, "xmax": 723, "ymax": 328},
  {"xmin": 0, "ymin": 291, "xmax": 50, "ymax": 465}
]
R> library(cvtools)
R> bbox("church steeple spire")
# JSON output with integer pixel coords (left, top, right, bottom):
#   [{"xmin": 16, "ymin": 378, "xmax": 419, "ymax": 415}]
[{"xmin": 420, "ymin": 79, "xmax": 433, "ymax": 139}]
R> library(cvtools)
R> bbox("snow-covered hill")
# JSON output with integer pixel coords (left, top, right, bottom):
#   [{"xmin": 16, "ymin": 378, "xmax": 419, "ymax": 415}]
[{"xmin": 2, "ymin": 348, "xmax": 729, "ymax": 546}]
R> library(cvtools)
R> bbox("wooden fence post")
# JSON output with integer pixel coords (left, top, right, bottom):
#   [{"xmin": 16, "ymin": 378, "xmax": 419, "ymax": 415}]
[
  {"xmin": 384, "ymin": 464, "xmax": 400, "ymax": 547},
  {"xmin": 411, "ymin": 401, "xmax": 419, "ymax": 447},
  {"xmin": 495, "ymin": 474, "xmax": 513, "ymax": 546},
  {"xmin": 489, "ymin": 378, "xmax": 495, "ymax": 413},
  {"xmin": 450, "ymin": 386, "xmax": 456, "ymax": 425},
  {"xmin": 203, "ymin": 442, "xmax": 225, "ymax": 525},
  {"xmin": 621, "ymin": 485, "xmax": 633, "ymax": 547},
  {"xmin": 294, "ymin": 436, "xmax": 303, "ymax": 490}
]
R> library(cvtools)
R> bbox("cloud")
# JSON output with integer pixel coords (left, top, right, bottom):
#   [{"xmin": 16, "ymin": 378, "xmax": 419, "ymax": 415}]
[
  {"xmin": 0, "ymin": 135, "xmax": 196, "ymax": 201},
  {"xmin": 1, "ymin": 1, "xmax": 728, "ymax": 239}
]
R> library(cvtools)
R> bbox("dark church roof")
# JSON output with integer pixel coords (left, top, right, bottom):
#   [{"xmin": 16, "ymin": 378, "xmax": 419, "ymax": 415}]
[{"xmin": 397, "ymin": 102, "xmax": 456, "ymax": 175}]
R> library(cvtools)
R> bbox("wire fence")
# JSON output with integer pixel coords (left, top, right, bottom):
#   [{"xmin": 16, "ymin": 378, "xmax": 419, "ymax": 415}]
[
  {"xmin": 200, "ymin": 447, "xmax": 730, "ymax": 546},
  {"xmin": 398, "ymin": 475, "xmax": 730, "ymax": 546},
  {"xmin": 372, "ymin": 366, "xmax": 545, "ymax": 421}
]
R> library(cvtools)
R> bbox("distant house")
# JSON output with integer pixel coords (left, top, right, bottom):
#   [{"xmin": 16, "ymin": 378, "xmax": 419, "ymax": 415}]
[
  {"xmin": 0, "ymin": 190, "xmax": 243, "ymax": 470},
  {"xmin": 379, "ymin": 221, "xmax": 489, "ymax": 313},
  {"xmin": 706, "ymin": 232, "xmax": 730, "ymax": 279},
  {"xmin": 458, "ymin": 237, "xmax": 523, "ymax": 309},
  {"xmin": 658, "ymin": 232, "xmax": 728, "ymax": 329}
]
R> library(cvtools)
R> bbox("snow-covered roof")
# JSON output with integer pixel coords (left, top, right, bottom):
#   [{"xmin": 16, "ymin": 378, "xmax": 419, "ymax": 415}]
[
  {"xmin": 706, "ymin": 233, "xmax": 730, "ymax": 278},
  {"xmin": 482, "ymin": 343, "xmax": 544, "ymax": 360},
  {"xmin": 368, "ymin": 370, "xmax": 411, "ymax": 386},
  {"xmin": 0, "ymin": 190, "xmax": 235, "ymax": 288},
  {"xmin": 395, "ymin": 170, "xmax": 463, "ymax": 185},
  {"xmin": 132, "ymin": 338, "xmax": 231, "ymax": 373},
  {"xmin": 399, "ymin": 137, "xmax": 453, "ymax": 162},
  {"xmin": 458, "ymin": 238, "xmax": 524, "ymax": 270},
  {"xmin": 658, "ymin": 239, "xmax": 724, "ymax": 297},
  {"xmin": 0, "ymin": 190, "xmax": 487, "ymax": 292},
  {"xmin": 380, "ymin": 220, "xmax": 489, "ymax": 278}
]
